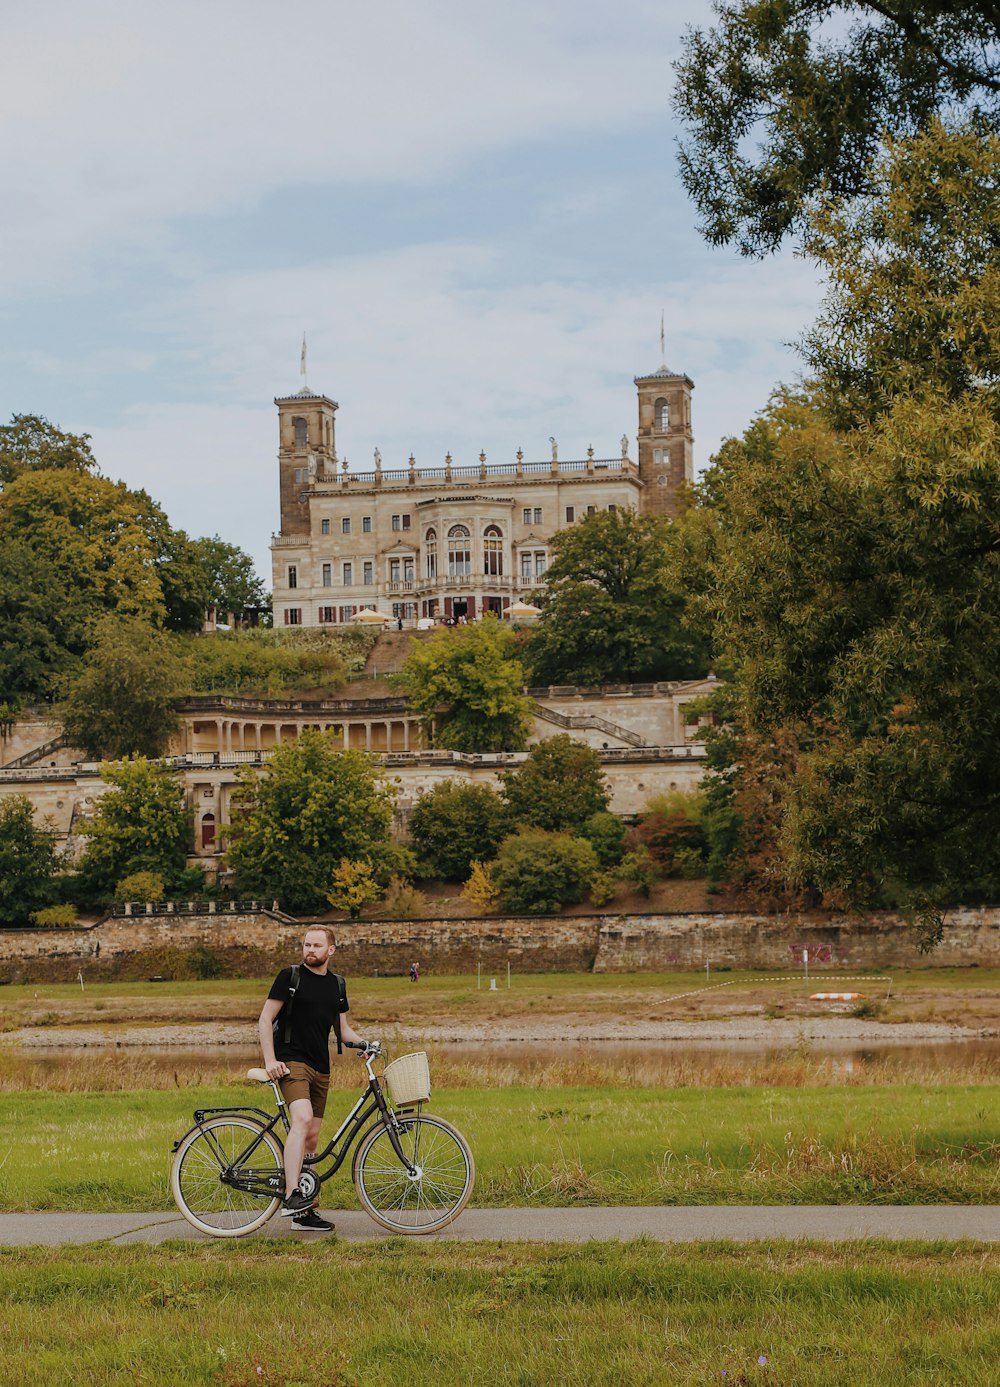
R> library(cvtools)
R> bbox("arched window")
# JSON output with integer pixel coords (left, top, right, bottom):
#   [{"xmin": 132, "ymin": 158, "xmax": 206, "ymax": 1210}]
[
  {"xmin": 655, "ymin": 398, "xmax": 670, "ymax": 431},
  {"xmin": 483, "ymin": 524, "xmax": 503, "ymax": 576},
  {"xmin": 424, "ymin": 528, "xmax": 437, "ymax": 579},
  {"xmin": 293, "ymin": 416, "xmax": 308, "ymax": 449},
  {"xmin": 201, "ymin": 813, "xmax": 216, "ymax": 851},
  {"xmin": 448, "ymin": 524, "xmax": 471, "ymax": 578}
]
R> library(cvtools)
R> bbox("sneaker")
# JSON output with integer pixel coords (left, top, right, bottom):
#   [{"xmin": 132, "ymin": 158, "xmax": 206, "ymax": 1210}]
[
  {"xmin": 279, "ymin": 1187, "xmax": 314, "ymax": 1215},
  {"xmin": 292, "ymin": 1208, "xmax": 334, "ymax": 1232}
]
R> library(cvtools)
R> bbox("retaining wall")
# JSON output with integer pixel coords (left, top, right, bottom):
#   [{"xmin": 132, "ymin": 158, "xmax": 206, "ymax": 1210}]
[{"xmin": 1, "ymin": 906, "xmax": 999, "ymax": 983}]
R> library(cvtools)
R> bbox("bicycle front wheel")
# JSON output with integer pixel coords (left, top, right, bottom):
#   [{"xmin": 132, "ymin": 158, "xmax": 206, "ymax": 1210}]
[
  {"xmin": 171, "ymin": 1115, "xmax": 284, "ymax": 1238},
  {"xmin": 353, "ymin": 1114, "xmax": 475, "ymax": 1234}
]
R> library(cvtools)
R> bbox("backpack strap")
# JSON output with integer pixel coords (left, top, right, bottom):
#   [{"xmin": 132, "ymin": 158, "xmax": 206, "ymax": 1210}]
[
  {"xmin": 282, "ymin": 963, "xmax": 301, "ymax": 1046},
  {"xmin": 331, "ymin": 973, "xmax": 346, "ymax": 1055}
]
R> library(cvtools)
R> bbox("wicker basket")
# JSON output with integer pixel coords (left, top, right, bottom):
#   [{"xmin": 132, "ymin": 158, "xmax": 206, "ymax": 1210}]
[{"xmin": 383, "ymin": 1051, "xmax": 432, "ymax": 1107}]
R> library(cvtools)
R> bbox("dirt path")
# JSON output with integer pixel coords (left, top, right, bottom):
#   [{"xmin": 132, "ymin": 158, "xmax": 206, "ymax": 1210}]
[{"xmin": 5, "ymin": 1016, "xmax": 988, "ymax": 1049}]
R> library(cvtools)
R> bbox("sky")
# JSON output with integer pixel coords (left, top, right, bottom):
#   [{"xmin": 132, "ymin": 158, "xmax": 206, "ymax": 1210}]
[{"xmin": 1, "ymin": 0, "xmax": 825, "ymax": 583}]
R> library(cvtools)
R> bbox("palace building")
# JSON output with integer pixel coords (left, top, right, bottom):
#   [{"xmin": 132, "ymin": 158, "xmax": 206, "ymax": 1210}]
[{"xmin": 270, "ymin": 363, "xmax": 694, "ymax": 628}]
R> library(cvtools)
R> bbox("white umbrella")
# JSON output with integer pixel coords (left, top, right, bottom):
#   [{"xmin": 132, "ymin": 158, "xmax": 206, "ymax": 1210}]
[
  {"xmin": 351, "ymin": 608, "xmax": 392, "ymax": 624},
  {"xmin": 508, "ymin": 600, "xmax": 542, "ymax": 618}
]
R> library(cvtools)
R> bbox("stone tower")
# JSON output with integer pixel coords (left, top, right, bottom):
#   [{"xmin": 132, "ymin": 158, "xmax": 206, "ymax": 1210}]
[
  {"xmin": 274, "ymin": 388, "xmax": 338, "ymax": 536},
  {"xmin": 634, "ymin": 366, "xmax": 694, "ymax": 517}
]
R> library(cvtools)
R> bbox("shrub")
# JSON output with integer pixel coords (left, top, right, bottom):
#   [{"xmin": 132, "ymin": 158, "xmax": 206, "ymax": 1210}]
[
  {"xmin": 633, "ymin": 811, "xmax": 706, "ymax": 874},
  {"xmin": 381, "ymin": 876, "xmax": 428, "ymax": 918},
  {"xmin": 408, "ymin": 782, "xmax": 509, "ymax": 881},
  {"xmin": 500, "ymin": 736, "xmax": 609, "ymax": 832},
  {"xmin": 461, "ymin": 861, "xmax": 499, "ymax": 915},
  {"xmin": 188, "ymin": 945, "xmax": 224, "ymax": 980},
  {"xmin": 492, "ymin": 830, "xmax": 599, "ymax": 915},
  {"xmin": 114, "ymin": 870, "xmax": 166, "ymax": 903},
  {"xmin": 579, "ymin": 811, "xmax": 626, "ymax": 867},
  {"xmin": 589, "ymin": 871, "xmax": 619, "ymax": 908},
  {"xmin": 619, "ymin": 845, "xmax": 658, "ymax": 897},
  {"xmin": 30, "ymin": 904, "xmax": 78, "ymax": 927},
  {"xmin": 326, "ymin": 859, "xmax": 381, "ymax": 920}
]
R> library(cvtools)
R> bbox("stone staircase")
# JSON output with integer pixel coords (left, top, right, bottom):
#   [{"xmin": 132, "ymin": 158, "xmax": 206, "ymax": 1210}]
[
  {"xmin": 361, "ymin": 629, "xmax": 419, "ymax": 677},
  {"xmin": 2, "ymin": 733, "xmax": 70, "ymax": 770},
  {"xmin": 530, "ymin": 702, "xmax": 647, "ymax": 748}
]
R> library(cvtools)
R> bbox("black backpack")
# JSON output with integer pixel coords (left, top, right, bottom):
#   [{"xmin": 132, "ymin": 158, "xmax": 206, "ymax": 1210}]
[{"xmin": 273, "ymin": 964, "xmax": 347, "ymax": 1054}]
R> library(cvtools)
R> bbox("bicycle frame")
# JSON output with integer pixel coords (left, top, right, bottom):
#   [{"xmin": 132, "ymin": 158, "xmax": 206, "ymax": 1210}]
[{"xmin": 175, "ymin": 1053, "xmax": 418, "ymax": 1199}]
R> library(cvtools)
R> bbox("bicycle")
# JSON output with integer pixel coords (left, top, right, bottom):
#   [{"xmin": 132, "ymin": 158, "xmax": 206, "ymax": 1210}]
[{"xmin": 169, "ymin": 1041, "xmax": 475, "ymax": 1238}]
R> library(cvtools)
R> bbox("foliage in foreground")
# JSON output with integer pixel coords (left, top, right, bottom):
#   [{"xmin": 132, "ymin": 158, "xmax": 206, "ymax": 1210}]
[{"xmin": 3, "ymin": 1241, "xmax": 998, "ymax": 1387}]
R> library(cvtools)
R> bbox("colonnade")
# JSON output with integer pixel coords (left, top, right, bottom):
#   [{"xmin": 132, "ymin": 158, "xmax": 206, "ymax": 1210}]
[{"xmin": 186, "ymin": 716, "xmax": 419, "ymax": 757}]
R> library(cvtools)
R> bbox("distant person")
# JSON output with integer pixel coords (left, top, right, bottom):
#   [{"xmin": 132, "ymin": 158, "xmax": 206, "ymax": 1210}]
[
  {"xmin": 396, "ymin": 616, "xmax": 403, "ymax": 630},
  {"xmin": 409, "ymin": 961, "xmax": 420, "ymax": 983},
  {"xmin": 257, "ymin": 927, "xmax": 369, "ymax": 1232}
]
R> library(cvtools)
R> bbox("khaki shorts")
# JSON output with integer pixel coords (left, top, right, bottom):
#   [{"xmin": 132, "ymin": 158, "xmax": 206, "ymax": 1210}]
[{"xmin": 278, "ymin": 1061, "xmax": 331, "ymax": 1118}]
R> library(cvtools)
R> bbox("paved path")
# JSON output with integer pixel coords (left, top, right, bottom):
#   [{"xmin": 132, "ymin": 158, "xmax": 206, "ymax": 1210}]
[{"xmin": 2, "ymin": 1207, "xmax": 999, "ymax": 1246}]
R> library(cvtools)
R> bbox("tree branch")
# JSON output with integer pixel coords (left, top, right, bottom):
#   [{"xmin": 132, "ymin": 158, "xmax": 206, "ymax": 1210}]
[{"xmin": 863, "ymin": 0, "xmax": 1000, "ymax": 93}]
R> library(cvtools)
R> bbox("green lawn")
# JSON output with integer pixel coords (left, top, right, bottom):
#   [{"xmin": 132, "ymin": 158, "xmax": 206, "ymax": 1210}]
[
  {"xmin": 1, "ymin": 1084, "xmax": 997, "ymax": 1211},
  {"xmin": 1, "ymin": 1241, "xmax": 998, "ymax": 1386}
]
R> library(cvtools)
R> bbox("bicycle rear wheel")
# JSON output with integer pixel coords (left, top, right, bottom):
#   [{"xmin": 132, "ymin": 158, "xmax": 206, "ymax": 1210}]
[
  {"xmin": 171, "ymin": 1115, "xmax": 284, "ymax": 1238},
  {"xmin": 353, "ymin": 1113, "xmax": 474, "ymax": 1234}
]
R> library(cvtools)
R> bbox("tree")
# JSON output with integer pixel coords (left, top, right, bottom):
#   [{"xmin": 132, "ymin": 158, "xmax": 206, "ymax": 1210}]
[
  {"xmin": 58, "ymin": 616, "xmax": 191, "ymax": 760},
  {"xmin": 523, "ymin": 508, "xmax": 710, "ymax": 686},
  {"xmin": 327, "ymin": 859, "xmax": 381, "ymax": 919},
  {"xmin": 225, "ymin": 731, "xmax": 396, "ymax": 914},
  {"xmin": 407, "ymin": 781, "xmax": 509, "ymax": 881},
  {"xmin": 77, "ymin": 758, "xmax": 191, "ymax": 899},
  {"xmin": 578, "ymin": 811, "xmax": 626, "ymax": 868},
  {"xmin": 0, "ymin": 414, "xmax": 97, "ymax": 486},
  {"xmin": 500, "ymin": 735, "xmax": 610, "ymax": 833},
  {"xmin": 0, "ymin": 796, "xmax": 59, "ymax": 925},
  {"xmin": 461, "ymin": 860, "xmax": 499, "ymax": 914},
  {"xmin": 674, "ymin": 1, "xmax": 1000, "ymax": 256},
  {"xmin": 801, "ymin": 120, "xmax": 1000, "ymax": 427},
  {"xmin": 400, "ymin": 618, "xmax": 532, "ymax": 752},
  {"xmin": 492, "ymin": 830, "xmax": 599, "ymax": 915},
  {"xmin": 0, "ymin": 537, "xmax": 86, "ymax": 700},
  {"xmin": 191, "ymin": 535, "xmax": 268, "ymax": 623}
]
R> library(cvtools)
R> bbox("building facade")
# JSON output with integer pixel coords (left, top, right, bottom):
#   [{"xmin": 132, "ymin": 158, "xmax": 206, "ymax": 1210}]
[{"xmin": 270, "ymin": 365, "xmax": 694, "ymax": 628}]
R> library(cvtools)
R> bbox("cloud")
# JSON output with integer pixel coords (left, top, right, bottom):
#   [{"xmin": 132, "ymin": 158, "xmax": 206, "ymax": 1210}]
[
  {"xmin": 1, "ymin": 0, "xmax": 711, "ymax": 296},
  {"xmin": 90, "ymin": 236, "xmax": 823, "ymax": 582}
]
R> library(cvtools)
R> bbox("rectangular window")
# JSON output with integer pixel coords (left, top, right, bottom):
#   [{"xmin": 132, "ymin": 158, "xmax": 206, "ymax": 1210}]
[
  {"xmin": 293, "ymin": 468, "xmax": 303, "ymax": 483},
  {"xmin": 392, "ymin": 602, "xmax": 402, "ymax": 619},
  {"xmin": 403, "ymin": 557, "xmax": 415, "ymax": 582},
  {"xmin": 521, "ymin": 552, "xmax": 533, "ymax": 580},
  {"xmin": 343, "ymin": 562, "xmax": 353, "ymax": 586},
  {"xmin": 284, "ymin": 608, "xmax": 302, "ymax": 626},
  {"xmin": 389, "ymin": 558, "xmax": 401, "ymax": 582},
  {"xmin": 535, "ymin": 552, "xmax": 547, "ymax": 577},
  {"xmin": 608, "ymin": 504, "xmax": 617, "ymax": 513},
  {"xmin": 426, "ymin": 553, "xmax": 436, "ymax": 578},
  {"xmin": 533, "ymin": 507, "xmax": 542, "ymax": 524},
  {"xmin": 522, "ymin": 507, "xmax": 531, "ymax": 525},
  {"xmin": 654, "ymin": 448, "xmax": 662, "ymax": 466},
  {"xmin": 402, "ymin": 514, "xmax": 411, "ymax": 530},
  {"xmin": 565, "ymin": 506, "xmax": 574, "ymax": 523},
  {"xmin": 363, "ymin": 561, "xmax": 374, "ymax": 585},
  {"xmin": 362, "ymin": 515, "xmax": 372, "ymax": 533},
  {"xmin": 339, "ymin": 605, "xmax": 356, "ymax": 623},
  {"xmin": 287, "ymin": 565, "xmax": 297, "ymax": 589},
  {"xmin": 392, "ymin": 515, "xmax": 401, "ymax": 530},
  {"xmin": 322, "ymin": 563, "xmax": 332, "ymax": 587},
  {"xmin": 342, "ymin": 517, "xmax": 351, "ymax": 535},
  {"xmin": 587, "ymin": 505, "xmax": 596, "ymax": 514},
  {"xmin": 321, "ymin": 519, "xmax": 331, "ymax": 535},
  {"xmin": 319, "ymin": 606, "xmax": 334, "ymax": 623}
]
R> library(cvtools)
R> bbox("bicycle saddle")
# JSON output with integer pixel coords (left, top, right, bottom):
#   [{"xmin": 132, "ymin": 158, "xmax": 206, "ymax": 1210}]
[{"xmin": 247, "ymin": 1067, "xmax": 271, "ymax": 1083}]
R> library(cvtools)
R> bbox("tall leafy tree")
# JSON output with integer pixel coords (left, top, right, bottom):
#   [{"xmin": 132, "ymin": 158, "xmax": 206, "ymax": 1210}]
[
  {"xmin": 191, "ymin": 535, "xmax": 268, "ymax": 622},
  {"xmin": 500, "ymin": 735, "xmax": 610, "ymax": 833},
  {"xmin": 0, "ymin": 796, "xmax": 60, "ymax": 925},
  {"xmin": 59, "ymin": 616, "xmax": 191, "ymax": 760},
  {"xmin": 77, "ymin": 758, "xmax": 191, "ymax": 899},
  {"xmin": 0, "ymin": 414, "xmax": 97, "ymax": 485},
  {"xmin": 524, "ymin": 508, "xmax": 710, "ymax": 687},
  {"xmin": 407, "ymin": 781, "xmax": 510, "ymax": 881},
  {"xmin": 225, "ymin": 731, "xmax": 396, "ymax": 914},
  {"xmin": 400, "ymin": 619, "xmax": 532, "ymax": 752},
  {"xmin": 675, "ymin": 2, "xmax": 1000, "ymax": 256}
]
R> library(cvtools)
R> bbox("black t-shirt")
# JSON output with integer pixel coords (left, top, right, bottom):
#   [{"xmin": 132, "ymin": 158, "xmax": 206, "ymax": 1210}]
[{"xmin": 268, "ymin": 965, "xmax": 349, "ymax": 1075}]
